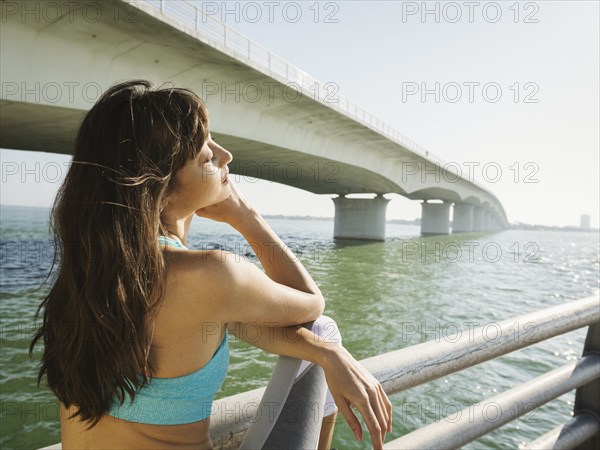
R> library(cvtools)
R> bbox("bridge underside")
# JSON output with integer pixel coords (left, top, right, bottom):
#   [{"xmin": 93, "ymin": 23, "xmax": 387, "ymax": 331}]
[
  {"xmin": 0, "ymin": 0, "xmax": 508, "ymax": 240},
  {"xmin": 0, "ymin": 100, "xmax": 403, "ymax": 196},
  {"xmin": 1, "ymin": 99, "xmax": 507, "ymax": 239}
]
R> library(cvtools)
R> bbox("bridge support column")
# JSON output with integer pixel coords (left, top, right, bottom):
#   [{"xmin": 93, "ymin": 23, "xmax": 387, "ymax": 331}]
[
  {"xmin": 473, "ymin": 207, "xmax": 485, "ymax": 231},
  {"xmin": 421, "ymin": 201, "xmax": 451, "ymax": 235},
  {"xmin": 332, "ymin": 194, "xmax": 390, "ymax": 241},
  {"xmin": 485, "ymin": 211, "xmax": 494, "ymax": 230},
  {"xmin": 492, "ymin": 215, "xmax": 500, "ymax": 230},
  {"xmin": 452, "ymin": 203, "xmax": 474, "ymax": 233}
]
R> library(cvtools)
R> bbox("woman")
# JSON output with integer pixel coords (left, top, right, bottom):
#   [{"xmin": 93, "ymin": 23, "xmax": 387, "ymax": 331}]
[{"xmin": 30, "ymin": 80, "xmax": 392, "ymax": 449}]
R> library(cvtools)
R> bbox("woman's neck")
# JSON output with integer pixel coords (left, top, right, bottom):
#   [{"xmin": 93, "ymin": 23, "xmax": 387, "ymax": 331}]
[{"xmin": 161, "ymin": 214, "xmax": 193, "ymax": 247}]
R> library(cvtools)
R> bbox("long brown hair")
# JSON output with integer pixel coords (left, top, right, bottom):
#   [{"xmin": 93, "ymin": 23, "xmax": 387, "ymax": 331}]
[{"xmin": 29, "ymin": 80, "xmax": 210, "ymax": 428}]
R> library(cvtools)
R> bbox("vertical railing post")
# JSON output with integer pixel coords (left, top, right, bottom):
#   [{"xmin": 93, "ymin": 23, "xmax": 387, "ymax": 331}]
[{"xmin": 573, "ymin": 322, "xmax": 600, "ymax": 449}]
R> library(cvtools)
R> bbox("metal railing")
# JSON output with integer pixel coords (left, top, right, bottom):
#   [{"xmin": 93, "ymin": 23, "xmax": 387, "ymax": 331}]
[
  {"xmin": 38, "ymin": 296, "xmax": 599, "ymax": 450},
  {"xmin": 205, "ymin": 295, "xmax": 600, "ymax": 449}
]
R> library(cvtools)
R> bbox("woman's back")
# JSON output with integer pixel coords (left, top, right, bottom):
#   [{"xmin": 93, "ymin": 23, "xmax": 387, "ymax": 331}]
[
  {"xmin": 144, "ymin": 242, "xmax": 229, "ymax": 379},
  {"xmin": 60, "ymin": 242, "xmax": 227, "ymax": 449}
]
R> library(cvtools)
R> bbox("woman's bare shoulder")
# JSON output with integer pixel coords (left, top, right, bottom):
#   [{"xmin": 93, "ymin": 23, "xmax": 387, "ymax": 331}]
[
  {"xmin": 161, "ymin": 249, "xmax": 237, "ymax": 308},
  {"xmin": 155, "ymin": 250, "xmax": 232, "ymax": 329},
  {"xmin": 163, "ymin": 248, "xmax": 233, "ymax": 275},
  {"xmin": 164, "ymin": 248, "xmax": 324, "ymax": 326}
]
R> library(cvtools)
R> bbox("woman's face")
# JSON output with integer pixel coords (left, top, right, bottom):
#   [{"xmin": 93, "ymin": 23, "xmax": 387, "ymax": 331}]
[{"xmin": 164, "ymin": 133, "xmax": 233, "ymax": 215}]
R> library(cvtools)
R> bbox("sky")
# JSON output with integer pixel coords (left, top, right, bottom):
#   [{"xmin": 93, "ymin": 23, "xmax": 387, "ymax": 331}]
[{"xmin": 1, "ymin": 0, "xmax": 598, "ymax": 228}]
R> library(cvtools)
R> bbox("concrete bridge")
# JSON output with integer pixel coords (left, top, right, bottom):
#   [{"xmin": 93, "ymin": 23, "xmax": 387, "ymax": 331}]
[{"xmin": 0, "ymin": 0, "xmax": 508, "ymax": 240}]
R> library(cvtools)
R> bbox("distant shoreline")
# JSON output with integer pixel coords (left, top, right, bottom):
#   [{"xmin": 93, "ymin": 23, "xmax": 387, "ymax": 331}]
[
  {"xmin": 506, "ymin": 223, "xmax": 599, "ymax": 233},
  {"xmin": 1, "ymin": 204, "xmax": 597, "ymax": 232},
  {"xmin": 263, "ymin": 214, "xmax": 421, "ymax": 226}
]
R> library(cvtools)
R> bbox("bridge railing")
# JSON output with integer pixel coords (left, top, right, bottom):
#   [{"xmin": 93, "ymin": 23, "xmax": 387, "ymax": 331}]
[
  {"xmin": 133, "ymin": 0, "xmax": 444, "ymax": 165},
  {"xmin": 205, "ymin": 295, "xmax": 600, "ymax": 449},
  {"xmin": 131, "ymin": 0, "xmax": 507, "ymax": 213}
]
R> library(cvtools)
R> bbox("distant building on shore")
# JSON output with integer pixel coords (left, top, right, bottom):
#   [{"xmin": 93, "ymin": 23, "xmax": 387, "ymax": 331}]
[{"xmin": 580, "ymin": 214, "xmax": 591, "ymax": 230}]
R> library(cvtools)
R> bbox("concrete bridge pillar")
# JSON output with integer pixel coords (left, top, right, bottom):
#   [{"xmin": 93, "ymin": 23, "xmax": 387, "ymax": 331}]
[
  {"xmin": 496, "ymin": 216, "xmax": 504, "ymax": 230},
  {"xmin": 332, "ymin": 194, "xmax": 390, "ymax": 241},
  {"xmin": 473, "ymin": 207, "xmax": 485, "ymax": 231},
  {"xmin": 452, "ymin": 203, "xmax": 474, "ymax": 233},
  {"xmin": 485, "ymin": 211, "xmax": 493, "ymax": 230},
  {"xmin": 421, "ymin": 201, "xmax": 451, "ymax": 235},
  {"xmin": 491, "ymin": 215, "xmax": 499, "ymax": 230}
]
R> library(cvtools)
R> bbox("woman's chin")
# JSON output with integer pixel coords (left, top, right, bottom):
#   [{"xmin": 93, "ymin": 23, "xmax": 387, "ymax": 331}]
[{"xmin": 221, "ymin": 180, "xmax": 232, "ymax": 193}]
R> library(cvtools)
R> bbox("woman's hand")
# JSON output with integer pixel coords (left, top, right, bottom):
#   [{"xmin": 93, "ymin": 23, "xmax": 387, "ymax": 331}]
[
  {"xmin": 319, "ymin": 345, "xmax": 393, "ymax": 450},
  {"xmin": 194, "ymin": 179, "xmax": 254, "ymax": 226}
]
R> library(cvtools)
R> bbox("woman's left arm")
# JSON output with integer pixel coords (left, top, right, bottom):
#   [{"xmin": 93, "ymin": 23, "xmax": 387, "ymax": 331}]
[{"xmin": 227, "ymin": 322, "xmax": 393, "ymax": 450}]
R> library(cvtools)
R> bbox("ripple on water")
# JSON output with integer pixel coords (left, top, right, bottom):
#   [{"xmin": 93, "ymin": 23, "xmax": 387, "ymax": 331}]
[{"xmin": 1, "ymin": 207, "xmax": 598, "ymax": 449}]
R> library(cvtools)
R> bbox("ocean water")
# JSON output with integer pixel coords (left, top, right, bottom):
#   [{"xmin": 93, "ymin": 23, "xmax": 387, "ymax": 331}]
[{"xmin": 0, "ymin": 204, "xmax": 598, "ymax": 449}]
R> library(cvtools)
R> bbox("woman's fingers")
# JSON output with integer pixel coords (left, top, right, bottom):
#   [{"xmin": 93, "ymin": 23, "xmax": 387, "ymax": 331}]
[
  {"xmin": 356, "ymin": 365, "xmax": 389, "ymax": 445},
  {"xmin": 368, "ymin": 383, "xmax": 389, "ymax": 441},
  {"xmin": 344, "ymin": 380, "xmax": 387, "ymax": 449},
  {"xmin": 335, "ymin": 396, "xmax": 362, "ymax": 442},
  {"xmin": 374, "ymin": 382, "xmax": 391, "ymax": 433},
  {"xmin": 321, "ymin": 346, "xmax": 394, "ymax": 448},
  {"xmin": 356, "ymin": 394, "xmax": 384, "ymax": 450},
  {"xmin": 379, "ymin": 383, "xmax": 393, "ymax": 432}
]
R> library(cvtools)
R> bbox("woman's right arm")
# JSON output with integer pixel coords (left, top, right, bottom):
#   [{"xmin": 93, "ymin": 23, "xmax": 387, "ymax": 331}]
[
  {"xmin": 191, "ymin": 181, "xmax": 325, "ymax": 326},
  {"xmin": 229, "ymin": 208, "xmax": 324, "ymax": 302}
]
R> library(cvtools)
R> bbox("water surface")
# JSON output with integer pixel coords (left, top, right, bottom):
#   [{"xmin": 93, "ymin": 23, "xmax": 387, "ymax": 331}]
[{"xmin": 1, "ymin": 204, "xmax": 598, "ymax": 449}]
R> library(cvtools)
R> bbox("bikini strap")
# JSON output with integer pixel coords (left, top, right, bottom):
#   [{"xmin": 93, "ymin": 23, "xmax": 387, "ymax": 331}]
[{"xmin": 157, "ymin": 235, "xmax": 189, "ymax": 250}]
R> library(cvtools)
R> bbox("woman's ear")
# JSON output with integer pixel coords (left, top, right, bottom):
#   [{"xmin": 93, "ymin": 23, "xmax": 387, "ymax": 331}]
[{"xmin": 159, "ymin": 195, "xmax": 169, "ymax": 214}]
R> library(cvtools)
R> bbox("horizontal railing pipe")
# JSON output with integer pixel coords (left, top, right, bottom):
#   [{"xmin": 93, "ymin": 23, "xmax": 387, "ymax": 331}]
[
  {"xmin": 210, "ymin": 387, "xmax": 268, "ymax": 449},
  {"xmin": 519, "ymin": 412, "xmax": 600, "ymax": 450},
  {"xmin": 383, "ymin": 355, "xmax": 600, "ymax": 449},
  {"xmin": 363, "ymin": 296, "xmax": 599, "ymax": 395}
]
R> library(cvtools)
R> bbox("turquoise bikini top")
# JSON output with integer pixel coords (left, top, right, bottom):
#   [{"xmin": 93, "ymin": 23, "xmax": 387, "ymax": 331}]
[{"xmin": 107, "ymin": 235, "xmax": 230, "ymax": 425}]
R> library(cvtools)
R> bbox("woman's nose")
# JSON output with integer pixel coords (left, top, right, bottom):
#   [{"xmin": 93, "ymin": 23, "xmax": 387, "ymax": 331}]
[
  {"xmin": 217, "ymin": 146, "xmax": 233, "ymax": 168},
  {"xmin": 221, "ymin": 149, "xmax": 233, "ymax": 167},
  {"xmin": 208, "ymin": 137, "xmax": 233, "ymax": 167}
]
